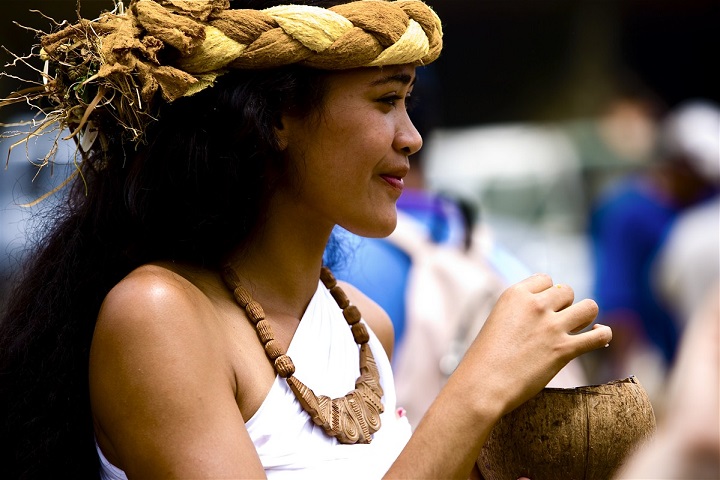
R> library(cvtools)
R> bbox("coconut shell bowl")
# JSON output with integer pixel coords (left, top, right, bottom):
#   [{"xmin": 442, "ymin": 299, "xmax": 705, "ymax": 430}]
[{"xmin": 477, "ymin": 376, "xmax": 656, "ymax": 480}]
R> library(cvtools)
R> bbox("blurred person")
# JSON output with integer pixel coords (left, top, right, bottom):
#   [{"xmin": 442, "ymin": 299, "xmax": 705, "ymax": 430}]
[
  {"xmin": 588, "ymin": 99, "xmax": 720, "ymax": 392},
  {"xmin": 652, "ymin": 103, "xmax": 720, "ymax": 325},
  {"xmin": 580, "ymin": 75, "xmax": 665, "ymax": 206},
  {"xmin": 654, "ymin": 193, "xmax": 719, "ymax": 323},
  {"xmin": 614, "ymin": 281, "xmax": 720, "ymax": 479}
]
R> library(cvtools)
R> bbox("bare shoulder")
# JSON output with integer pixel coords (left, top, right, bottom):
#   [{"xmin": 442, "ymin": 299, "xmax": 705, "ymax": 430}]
[
  {"xmin": 97, "ymin": 263, "xmax": 211, "ymax": 330},
  {"xmin": 92, "ymin": 263, "xmax": 223, "ymax": 362},
  {"xmin": 90, "ymin": 263, "xmax": 263, "ymax": 477},
  {"xmin": 338, "ymin": 280, "xmax": 395, "ymax": 360},
  {"xmin": 91, "ymin": 262, "xmax": 230, "ymax": 416}
]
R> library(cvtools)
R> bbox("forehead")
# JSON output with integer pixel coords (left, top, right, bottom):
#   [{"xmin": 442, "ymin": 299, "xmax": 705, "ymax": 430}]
[{"xmin": 326, "ymin": 65, "xmax": 417, "ymax": 91}]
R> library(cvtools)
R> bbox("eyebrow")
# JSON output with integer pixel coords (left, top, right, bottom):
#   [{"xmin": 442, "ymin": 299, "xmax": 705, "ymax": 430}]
[{"xmin": 369, "ymin": 73, "xmax": 416, "ymax": 87}]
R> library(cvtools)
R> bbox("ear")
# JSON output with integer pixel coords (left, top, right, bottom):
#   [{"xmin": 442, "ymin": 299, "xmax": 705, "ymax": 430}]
[{"xmin": 275, "ymin": 115, "xmax": 289, "ymax": 151}]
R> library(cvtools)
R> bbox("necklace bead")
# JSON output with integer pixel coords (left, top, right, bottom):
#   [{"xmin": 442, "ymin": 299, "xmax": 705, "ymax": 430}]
[{"xmin": 221, "ymin": 265, "xmax": 385, "ymax": 444}]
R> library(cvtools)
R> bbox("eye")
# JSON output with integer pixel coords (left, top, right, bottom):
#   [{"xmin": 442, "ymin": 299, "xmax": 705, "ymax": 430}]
[
  {"xmin": 379, "ymin": 94, "xmax": 404, "ymax": 107},
  {"xmin": 379, "ymin": 91, "xmax": 416, "ymax": 111}
]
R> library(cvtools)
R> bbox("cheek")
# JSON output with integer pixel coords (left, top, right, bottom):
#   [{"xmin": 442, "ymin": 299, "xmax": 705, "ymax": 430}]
[
  {"xmin": 288, "ymin": 110, "xmax": 389, "ymax": 192},
  {"xmin": 308, "ymin": 130, "xmax": 378, "ymax": 179}
]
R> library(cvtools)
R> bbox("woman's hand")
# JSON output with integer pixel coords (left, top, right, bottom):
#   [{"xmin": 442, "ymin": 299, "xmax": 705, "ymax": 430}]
[
  {"xmin": 388, "ymin": 274, "xmax": 611, "ymax": 480},
  {"xmin": 457, "ymin": 273, "xmax": 612, "ymax": 417}
]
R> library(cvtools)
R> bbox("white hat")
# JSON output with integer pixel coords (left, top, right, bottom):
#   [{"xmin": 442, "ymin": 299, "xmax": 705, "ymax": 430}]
[{"xmin": 661, "ymin": 99, "xmax": 720, "ymax": 183}]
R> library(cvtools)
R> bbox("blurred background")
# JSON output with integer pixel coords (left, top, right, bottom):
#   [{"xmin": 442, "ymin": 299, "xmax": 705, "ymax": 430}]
[{"xmin": 1, "ymin": 0, "xmax": 718, "ymax": 411}]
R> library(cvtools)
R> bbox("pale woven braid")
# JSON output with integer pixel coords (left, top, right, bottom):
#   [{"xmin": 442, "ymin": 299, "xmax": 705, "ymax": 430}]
[
  {"xmin": 22, "ymin": 0, "xmax": 442, "ymax": 147},
  {"xmin": 41, "ymin": 0, "xmax": 443, "ymax": 104}
]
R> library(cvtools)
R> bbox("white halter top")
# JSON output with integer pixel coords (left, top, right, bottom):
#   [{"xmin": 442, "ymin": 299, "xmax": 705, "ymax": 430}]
[{"xmin": 98, "ymin": 281, "xmax": 412, "ymax": 479}]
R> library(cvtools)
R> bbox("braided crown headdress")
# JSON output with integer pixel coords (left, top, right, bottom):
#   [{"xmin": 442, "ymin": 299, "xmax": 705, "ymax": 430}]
[{"xmin": 2, "ymin": 0, "xmax": 442, "ymax": 158}]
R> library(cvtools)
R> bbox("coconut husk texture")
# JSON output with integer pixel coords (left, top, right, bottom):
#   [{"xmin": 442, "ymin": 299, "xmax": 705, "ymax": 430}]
[{"xmin": 477, "ymin": 376, "xmax": 656, "ymax": 480}]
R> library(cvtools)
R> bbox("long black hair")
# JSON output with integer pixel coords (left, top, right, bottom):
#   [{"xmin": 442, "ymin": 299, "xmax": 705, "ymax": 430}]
[{"xmin": 0, "ymin": 2, "xmax": 341, "ymax": 474}]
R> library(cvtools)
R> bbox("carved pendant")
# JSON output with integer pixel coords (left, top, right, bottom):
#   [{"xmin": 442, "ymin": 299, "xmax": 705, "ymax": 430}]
[
  {"xmin": 286, "ymin": 342, "xmax": 384, "ymax": 444},
  {"xmin": 222, "ymin": 265, "xmax": 385, "ymax": 444}
]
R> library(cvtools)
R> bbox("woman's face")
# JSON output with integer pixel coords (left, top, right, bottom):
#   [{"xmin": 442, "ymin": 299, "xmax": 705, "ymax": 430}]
[{"xmin": 279, "ymin": 65, "xmax": 422, "ymax": 238}]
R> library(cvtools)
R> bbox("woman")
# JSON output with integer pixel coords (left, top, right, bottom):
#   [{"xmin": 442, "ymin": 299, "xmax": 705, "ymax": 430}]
[{"xmin": 0, "ymin": 0, "xmax": 611, "ymax": 478}]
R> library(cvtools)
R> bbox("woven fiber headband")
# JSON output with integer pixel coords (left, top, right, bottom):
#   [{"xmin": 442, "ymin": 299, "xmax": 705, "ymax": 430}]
[
  {"xmin": 41, "ymin": 0, "xmax": 442, "ymax": 101},
  {"xmin": 1, "ymin": 0, "xmax": 442, "ymax": 154}
]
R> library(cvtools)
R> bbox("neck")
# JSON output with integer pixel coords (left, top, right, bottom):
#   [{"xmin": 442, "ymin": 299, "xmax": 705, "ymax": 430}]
[{"xmin": 224, "ymin": 195, "xmax": 334, "ymax": 319}]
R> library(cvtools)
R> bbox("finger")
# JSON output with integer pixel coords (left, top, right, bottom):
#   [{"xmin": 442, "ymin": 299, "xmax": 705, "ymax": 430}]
[
  {"xmin": 535, "ymin": 282, "xmax": 576, "ymax": 312},
  {"xmin": 572, "ymin": 323, "xmax": 613, "ymax": 355},
  {"xmin": 517, "ymin": 273, "xmax": 553, "ymax": 294},
  {"xmin": 558, "ymin": 298, "xmax": 599, "ymax": 333}
]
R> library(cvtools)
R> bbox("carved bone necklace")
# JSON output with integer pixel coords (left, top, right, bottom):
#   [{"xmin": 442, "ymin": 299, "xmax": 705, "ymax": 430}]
[{"xmin": 221, "ymin": 265, "xmax": 384, "ymax": 444}]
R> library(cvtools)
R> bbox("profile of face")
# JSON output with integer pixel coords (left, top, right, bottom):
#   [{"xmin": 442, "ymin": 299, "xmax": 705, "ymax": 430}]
[{"xmin": 276, "ymin": 64, "xmax": 422, "ymax": 238}]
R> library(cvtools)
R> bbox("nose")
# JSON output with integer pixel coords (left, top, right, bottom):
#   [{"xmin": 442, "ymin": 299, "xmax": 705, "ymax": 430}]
[{"xmin": 394, "ymin": 112, "xmax": 423, "ymax": 156}]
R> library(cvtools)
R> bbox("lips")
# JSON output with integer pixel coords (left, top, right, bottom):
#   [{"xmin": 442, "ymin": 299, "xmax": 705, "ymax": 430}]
[{"xmin": 380, "ymin": 174, "xmax": 404, "ymax": 190}]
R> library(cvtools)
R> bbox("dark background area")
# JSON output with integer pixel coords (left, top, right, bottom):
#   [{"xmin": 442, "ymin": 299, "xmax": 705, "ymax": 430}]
[
  {"xmin": 0, "ymin": 0, "xmax": 718, "ymax": 127},
  {"xmin": 429, "ymin": 0, "xmax": 719, "ymax": 125}
]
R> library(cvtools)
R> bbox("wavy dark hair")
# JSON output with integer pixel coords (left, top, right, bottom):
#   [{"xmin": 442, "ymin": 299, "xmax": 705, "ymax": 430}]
[{"xmin": 0, "ymin": 1, "xmax": 349, "ymax": 476}]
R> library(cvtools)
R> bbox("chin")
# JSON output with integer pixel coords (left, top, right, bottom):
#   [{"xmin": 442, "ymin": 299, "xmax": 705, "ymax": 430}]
[
  {"xmin": 369, "ymin": 224, "xmax": 397, "ymax": 239},
  {"xmin": 346, "ymin": 213, "xmax": 398, "ymax": 239}
]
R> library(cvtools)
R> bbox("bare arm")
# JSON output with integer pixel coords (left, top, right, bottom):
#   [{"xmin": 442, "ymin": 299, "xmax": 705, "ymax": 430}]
[
  {"xmin": 386, "ymin": 274, "xmax": 612, "ymax": 479},
  {"xmin": 89, "ymin": 266, "xmax": 266, "ymax": 479}
]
